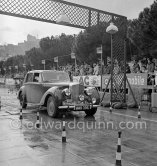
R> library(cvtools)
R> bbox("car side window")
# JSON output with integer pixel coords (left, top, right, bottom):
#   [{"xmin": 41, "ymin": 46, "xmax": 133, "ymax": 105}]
[
  {"xmin": 33, "ymin": 73, "xmax": 40, "ymax": 82},
  {"xmin": 25, "ymin": 73, "xmax": 33, "ymax": 83}
]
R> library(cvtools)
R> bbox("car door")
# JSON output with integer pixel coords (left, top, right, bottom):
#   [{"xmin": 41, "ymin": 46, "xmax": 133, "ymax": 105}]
[
  {"xmin": 24, "ymin": 72, "xmax": 34, "ymax": 103},
  {"xmin": 29, "ymin": 72, "xmax": 45, "ymax": 104}
]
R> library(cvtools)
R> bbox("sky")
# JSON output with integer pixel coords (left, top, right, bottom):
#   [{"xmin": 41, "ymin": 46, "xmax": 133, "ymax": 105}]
[{"xmin": 0, "ymin": 0, "xmax": 155, "ymax": 45}]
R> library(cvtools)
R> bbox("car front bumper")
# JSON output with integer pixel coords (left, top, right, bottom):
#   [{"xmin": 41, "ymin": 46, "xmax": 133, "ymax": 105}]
[{"xmin": 58, "ymin": 104, "xmax": 99, "ymax": 110}]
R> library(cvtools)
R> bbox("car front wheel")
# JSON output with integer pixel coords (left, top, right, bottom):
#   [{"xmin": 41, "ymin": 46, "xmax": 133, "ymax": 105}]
[
  {"xmin": 19, "ymin": 93, "xmax": 27, "ymax": 109},
  {"xmin": 85, "ymin": 108, "xmax": 97, "ymax": 116},
  {"xmin": 47, "ymin": 96, "xmax": 58, "ymax": 118}
]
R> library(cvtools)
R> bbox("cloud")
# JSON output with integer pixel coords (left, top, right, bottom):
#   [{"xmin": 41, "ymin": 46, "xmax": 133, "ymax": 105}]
[{"xmin": 0, "ymin": 26, "xmax": 13, "ymax": 32}]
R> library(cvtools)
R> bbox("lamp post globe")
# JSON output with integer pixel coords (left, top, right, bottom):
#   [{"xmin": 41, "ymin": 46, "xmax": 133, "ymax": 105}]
[
  {"xmin": 106, "ymin": 22, "xmax": 118, "ymax": 34},
  {"xmin": 56, "ymin": 12, "xmax": 70, "ymax": 25}
]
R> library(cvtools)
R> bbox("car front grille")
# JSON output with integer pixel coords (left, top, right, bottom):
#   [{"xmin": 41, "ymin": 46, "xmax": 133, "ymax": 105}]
[{"xmin": 70, "ymin": 83, "xmax": 84, "ymax": 102}]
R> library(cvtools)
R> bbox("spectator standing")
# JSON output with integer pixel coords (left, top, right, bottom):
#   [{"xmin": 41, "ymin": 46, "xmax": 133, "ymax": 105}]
[
  {"xmin": 132, "ymin": 60, "xmax": 140, "ymax": 73},
  {"xmin": 147, "ymin": 57, "xmax": 155, "ymax": 73},
  {"xmin": 79, "ymin": 65, "xmax": 85, "ymax": 76},
  {"xmin": 88, "ymin": 65, "xmax": 93, "ymax": 75},
  {"xmin": 126, "ymin": 63, "xmax": 131, "ymax": 73},
  {"xmin": 113, "ymin": 61, "xmax": 120, "ymax": 74},
  {"xmin": 93, "ymin": 63, "xmax": 99, "ymax": 75},
  {"xmin": 106, "ymin": 62, "xmax": 111, "ymax": 74},
  {"xmin": 141, "ymin": 65, "xmax": 147, "ymax": 73}
]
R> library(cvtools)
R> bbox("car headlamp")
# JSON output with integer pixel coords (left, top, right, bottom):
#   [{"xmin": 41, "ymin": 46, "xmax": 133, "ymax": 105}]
[
  {"xmin": 63, "ymin": 88, "xmax": 71, "ymax": 96},
  {"xmin": 79, "ymin": 94, "xmax": 84, "ymax": 101},
  {"xmin": 85, "ymin": 87, "xmax": 93, "ymax": 96},
  {"xmin": 92, "ymin": 98, "xmax": 96, "ymax": 104}
]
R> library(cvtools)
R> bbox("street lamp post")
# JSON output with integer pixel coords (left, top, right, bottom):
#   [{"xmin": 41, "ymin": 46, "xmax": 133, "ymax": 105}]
[
  {"xmin": 15, "ymin": 65, "xmax": 18, "ymax": 73},
  {"xmin": 96, "ymin": 46, "xmax": 103, "ymax": 91},
  {"xmin": 106, "ymin": 22, "xmax": 118, "ymax": 105},
  {"xmin": 9, "ymin": 66, "xmax": 11, "ymax": 76},
  {"xmin": 42, "ymin": 60, "xmax": 45, "ymax": 70},
  {"xmin": 23, "ymin": 64, "xmax": 26, "ymax": 73},
  {"xmin": 71, "ymin": 52, "xmax": 77, "ymax": 76},
  {"xmin": 30, "ymin": 64, "xmax": 34, "ymax": 70},
  {"xmin": 3, "ymin": 68, "xmax": 6, "ymax": 76}
]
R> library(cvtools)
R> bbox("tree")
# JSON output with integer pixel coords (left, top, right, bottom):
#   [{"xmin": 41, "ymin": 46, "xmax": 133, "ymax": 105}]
[{"xmin": 128, "ymin": 0, "xmax": 157, "ymax": 58}]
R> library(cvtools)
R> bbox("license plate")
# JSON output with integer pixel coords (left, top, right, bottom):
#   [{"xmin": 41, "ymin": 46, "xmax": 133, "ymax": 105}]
[{"xmin": 75, "ymin": 106, "xmax": 82, "ymax": 110}]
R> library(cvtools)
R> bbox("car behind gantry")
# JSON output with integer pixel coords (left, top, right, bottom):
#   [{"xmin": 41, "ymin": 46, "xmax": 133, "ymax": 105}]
[{"xmin": 17, "ymin": 70, "xmax": 100, "ymax": 117}]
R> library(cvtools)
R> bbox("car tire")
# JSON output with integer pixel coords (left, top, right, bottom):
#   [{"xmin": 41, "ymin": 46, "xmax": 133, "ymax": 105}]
[
  {"xmin": 47, "ymin": 96, "xmax": 58, "ymax": 118},
  {"xmin": 19, "ymin": 93, "xmax": 27, "ymax": 109},
  {"xmin": 85, "ymin": 108, "xmax": 97, "ymax": 116}
]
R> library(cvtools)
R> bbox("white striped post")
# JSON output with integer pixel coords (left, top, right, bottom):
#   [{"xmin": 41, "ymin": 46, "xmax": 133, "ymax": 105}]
[
  {"xmin": 62, "ymin": 114, "xmax": 66, "ymax": 143},
  {"xmin": 138, "ymin": 103, "xmax": 141, "ymax": 119},
  {"xmin": 110, "ymin": 102, "xmax": 112, "ymax": 113},
  {"xmin": 0, "ymin": 96, "xmax": 1, "ymax": 110},
  {"xmin": 36, "ymin": 111, "xmax": 40, "ymax": 129},
  {"xmin": 116, "ymin": 131, "xmax": 122, "ymax": 166},
  {"xmin": 19, "ymin": 107, "xmax": 23, "ymax": 120}
]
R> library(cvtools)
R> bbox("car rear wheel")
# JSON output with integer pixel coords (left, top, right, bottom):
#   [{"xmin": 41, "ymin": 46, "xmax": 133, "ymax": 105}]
[
  {"xmin": 19, "ymin": 93, "xmax": 27, "ymax": 109},
  {"xmin": 85, "ymin": 108, "xmax": 97, "ymax": 116},
  {"xmin": 47, "ymin": 96, "xmax": 58, "ymax": 118}
]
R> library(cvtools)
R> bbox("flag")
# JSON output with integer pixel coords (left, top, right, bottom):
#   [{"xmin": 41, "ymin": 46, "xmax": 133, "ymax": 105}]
[
  {"xmin": 54, "ymin": 56, "xmax": 58, "ymax": 62},
  {"xmin": 71, "ymin": 52, "xmax": 76, "ymax": 59},
  {"xmin": 96, "ymin": 46, "xmax": 102, "ymax": 54},
  {"xmin": 41, "ymin": 60, "xmax": 45, "ymax": 64}
]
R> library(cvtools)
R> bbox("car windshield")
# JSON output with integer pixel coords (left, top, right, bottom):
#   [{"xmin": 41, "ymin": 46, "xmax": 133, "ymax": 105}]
[{"xmin": 42, "ymin": 72, "xmax": 70, "ymax": 82}]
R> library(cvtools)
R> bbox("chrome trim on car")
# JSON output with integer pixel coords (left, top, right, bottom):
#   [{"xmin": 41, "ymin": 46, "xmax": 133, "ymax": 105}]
[{"xmin": 58, "ymin": 105, "xmax": 99, "ymax": 109}]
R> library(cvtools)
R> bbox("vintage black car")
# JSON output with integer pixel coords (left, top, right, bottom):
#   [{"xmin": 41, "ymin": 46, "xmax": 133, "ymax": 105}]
[{"xmin": 17, "ymin": 70, "xmax": 100, "ymax": 117}]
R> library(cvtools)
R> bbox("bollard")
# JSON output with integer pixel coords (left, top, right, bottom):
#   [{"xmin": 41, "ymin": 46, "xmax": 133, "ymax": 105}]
[
  {"xmin": 0, "ymin": 96, "xmax": 1, "ymax": 110},
  {"xmin": 109, "ymin": 102, "xmax": 112, "ymax": 113},
  {"xmin": 116, "ymin": 131, "xmax": 122, "ymax": 166},
  {"xmin": 138, "ymin": 103, "xmax": 141, "ymax": 119},
  {"xmin": 36, "ymin": 111, "xmax": 40, "ymax": 129},
  {"xmin": 62, "ymin": 114, "xmax": 66, "ymax": 143},
  {"xmin": 19, "ymin": 107, "xmax": 23, "ymax": 120}
]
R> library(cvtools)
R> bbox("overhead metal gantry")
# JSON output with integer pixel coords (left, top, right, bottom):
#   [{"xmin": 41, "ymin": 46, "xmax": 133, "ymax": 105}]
[
  {"xmin": 0, "ymin": 0, "xmax": 128, "ymax": 103},
  {"xmin": 0, "ymin": 0, "xmax": 126, "ymax": 29}
]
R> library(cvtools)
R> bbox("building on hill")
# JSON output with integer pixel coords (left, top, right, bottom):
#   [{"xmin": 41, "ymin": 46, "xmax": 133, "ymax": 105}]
[{"xmin": 0, "ymin": 34, "xmax": 40, "ymax": 60}]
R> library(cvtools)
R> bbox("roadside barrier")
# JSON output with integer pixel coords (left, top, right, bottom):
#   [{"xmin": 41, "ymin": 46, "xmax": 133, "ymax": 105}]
[
  {"xmin": 36, "ymin": 111, "xmax": 40, "ymax": 129},
  {"xmin": 62, "ymin": 114, "xmax": 66, "ymax": 143},
  {"xmin": 116, "ymin": 131, "xmax": 122, "ymax": 166},
  {"xmin": 138, "ymin": 104, "xmax": 141, "ymax": 119}
]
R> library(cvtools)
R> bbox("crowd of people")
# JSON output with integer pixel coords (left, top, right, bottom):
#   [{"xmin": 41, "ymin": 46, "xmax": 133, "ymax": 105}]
[
  {"xmin": 57, "ymin": 57, "xmax": 157, "ymax": 77},
  {"xmin": 0, "ymin": 57, "xmax": 157, "ymax": 80}
]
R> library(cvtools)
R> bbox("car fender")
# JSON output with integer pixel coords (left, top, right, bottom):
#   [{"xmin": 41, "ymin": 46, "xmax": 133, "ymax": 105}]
[
  {"xmin": 17, "ymin": 85, "xmax": 26, "ymax": 99},
  {"xmin": 91, "ymin": 87, "xmax": 100, "ymax": 104},
  {"xmin": 40, "ymin": 86, "xmax": 63, "ymax": 106}
]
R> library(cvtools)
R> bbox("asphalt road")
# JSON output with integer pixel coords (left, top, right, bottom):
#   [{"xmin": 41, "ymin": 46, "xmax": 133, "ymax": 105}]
[{"xmin": 0, "ymin": 87, "xmax": 157, "ymax": 166}]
